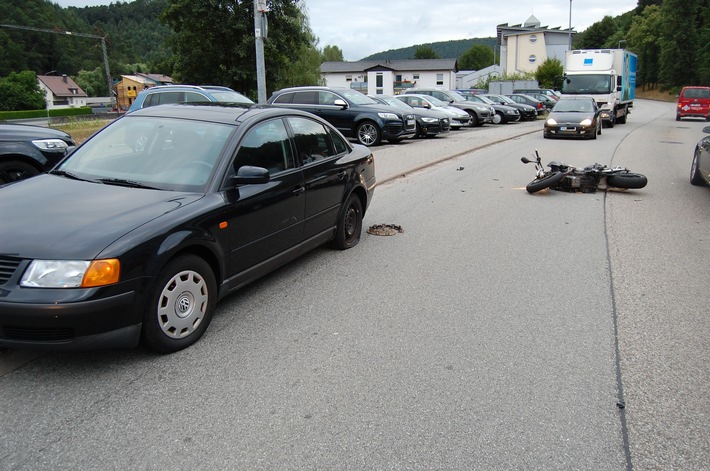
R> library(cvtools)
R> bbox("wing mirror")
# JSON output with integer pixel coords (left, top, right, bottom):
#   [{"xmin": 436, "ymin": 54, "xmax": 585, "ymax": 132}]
[
  {"xmin": 233, "ymin": 165, "xmax": 270, "ymax": 185},
  {"xmin": 333, "ymin": 99, "xmax": 348, "ymax": 109}
]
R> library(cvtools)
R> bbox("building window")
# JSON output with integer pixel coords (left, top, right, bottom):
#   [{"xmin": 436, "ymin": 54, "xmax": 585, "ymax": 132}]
[
  {"xmin": 376, "ymin": 73, "xmax": 383, "ymax": 88},
  {"xmin": 345, "ymin": 75, "xmax": 352, "ymax": 82},
  {"xmin": 529, "ymin": 34, "xmax": 537, "ymax": 43},
  {"xmin": 528, "ymin": 55, "xmax": 537, "ymax": 64},
  {"xmin": 413, "ymin": 74, "xmax": 419, "ymax": 80},
  {"xmin": 436, "ymin": 73, "xmax": 444, "ymax": 86}
]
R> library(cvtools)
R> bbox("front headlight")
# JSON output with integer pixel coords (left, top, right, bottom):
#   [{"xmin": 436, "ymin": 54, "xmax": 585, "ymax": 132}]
[
  {"xmin": 422, "ymin": 117, "xmax": 438, "ymax": 123},
  {"xmin": 546, "ymin": 118, "xmax": 558, "ymax": 126},
  {"xmin": 378, "ymin": 112, "xmax": 399, "ymax": 120},
  {"xmin": 580, "ymin": 118, "xmax": 592, "ymax": 126},
  {"xmin": 21, "ymin": 259, "xmax": 120, "ymax": 288},
  {"xmin": 32, "ymin": 139, "xmax": 69, "ymax": 153}
]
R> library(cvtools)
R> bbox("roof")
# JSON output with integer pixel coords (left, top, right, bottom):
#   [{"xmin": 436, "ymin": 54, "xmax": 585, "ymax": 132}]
[
  {"xmin": 321, "ymin": 59, "xmax": 458, "ymax": 74},
  {"xmin": 496, "ymin": 22, "xmax": 575, "ymax": 45},
  {"xmin": 37, "ymin": 75, "xmax": 87, "ymax": 97}
]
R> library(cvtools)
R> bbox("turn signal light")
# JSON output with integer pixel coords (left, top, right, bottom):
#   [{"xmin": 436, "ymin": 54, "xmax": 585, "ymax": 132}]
[{"xmin": 82, "ymin": 259, "xmax": 120, "ymax": 287}]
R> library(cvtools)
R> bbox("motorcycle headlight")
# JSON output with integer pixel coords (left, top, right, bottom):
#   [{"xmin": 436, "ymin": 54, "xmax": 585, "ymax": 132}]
[
  {"xmin": 32, "ymin": 139, "xmax": 69, "ymax": 153},
  {"xmin": 377, "ymin": 112, "xmax": 399, "ymax": 120},
  {"xmin": 580, "ymin": 118, "xmax": 592, "ymax": 126},
  {"xmin": 21, "ymin": 259, "xmax": 120, "ymax": 288},
  {"xmin": 546, "ymin": 118, "xmax": 557, "ymax": 126}
]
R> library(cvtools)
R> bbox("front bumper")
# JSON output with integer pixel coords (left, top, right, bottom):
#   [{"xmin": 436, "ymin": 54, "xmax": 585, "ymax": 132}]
[{"xmin": 0, "ymin": 278, "xmax": 147, "ymax": 350}]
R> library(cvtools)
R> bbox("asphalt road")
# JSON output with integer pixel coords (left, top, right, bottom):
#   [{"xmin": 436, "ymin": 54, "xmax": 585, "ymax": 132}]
[{"xmin": 1, "ymin": 101, "xmax": 708, "ymax": 470}]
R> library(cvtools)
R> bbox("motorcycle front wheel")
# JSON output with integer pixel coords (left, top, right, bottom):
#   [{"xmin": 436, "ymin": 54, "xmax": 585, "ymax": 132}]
[
  {"xmin": 606, "ymin": 172, "xmax": 647, "ymax": 189},
  {"xmin": 526, "ymin": 171, "xmax": 566, "ymax": 194}
]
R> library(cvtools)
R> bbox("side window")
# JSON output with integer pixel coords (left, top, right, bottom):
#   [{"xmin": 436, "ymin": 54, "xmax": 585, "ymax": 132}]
[
  {"xmin": 287, "ymin": 117, "xmax": 335, "ymax": 165},
  {"xmin": 318, "ymin": 91, "xmax": 339, "ymax": 105},
  {"xmin": 184, "ymin": 92, "xmax": 209, "ymax": 103},
  {"xmin": 291, "ymin": 91, "xmax": 318, "ymax": 104},
  {"xmin": 157, "ymin": 92, "xmax": 182, "ymax": 105},
  {"xmin": 329, "ymin": 128, "xmax": 348, "ymax": 155},
  {"xmin": 432, "ymin": 91, "xmax": 447, "ymax": 102},
  {"xmin": 143, "ymin": 93, "xmax": 158, "ymax": 108},
  {"xmin": 272, "ymin": 92, "xmax": 294, "ymax": 104},
  {"xmin": 234, "ymin": 119, "xmax": 294, "ymax": 175}
]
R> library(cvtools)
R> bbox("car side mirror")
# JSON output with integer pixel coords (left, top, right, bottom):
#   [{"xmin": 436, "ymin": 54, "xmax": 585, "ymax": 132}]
[
  {"xmin": 423, "ymin": 102, "xmax": 431, "ymax": 109},
  {"xmin": 233, "ymin": 165, "xmax": 270, "ymax": 185},
  {"xmin": 333, "ymin": 99, "xmax": 347, "ymax": 109}
]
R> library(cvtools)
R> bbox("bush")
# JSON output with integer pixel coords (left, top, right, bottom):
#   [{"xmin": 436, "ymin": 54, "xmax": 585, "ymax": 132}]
[{"xmin": 0, "ymin": 107, "xmax": 93, "ymax": 120}]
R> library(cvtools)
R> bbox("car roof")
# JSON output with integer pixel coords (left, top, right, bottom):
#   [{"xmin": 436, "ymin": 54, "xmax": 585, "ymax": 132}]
[{"xmin": 125, "ymin": 103, "xmax": 320, "ymax": 125}]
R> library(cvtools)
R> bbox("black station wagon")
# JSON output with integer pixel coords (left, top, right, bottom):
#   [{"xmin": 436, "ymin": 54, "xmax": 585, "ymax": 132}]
[{"xmin": 0, "ymin": 104, "xmax": 376, "ymax": 353}]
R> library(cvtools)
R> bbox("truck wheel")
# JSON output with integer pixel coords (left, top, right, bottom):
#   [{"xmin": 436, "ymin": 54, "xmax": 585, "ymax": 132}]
[{"xmin": 617, "ymin": 107, "xmax": 627, "ymax": 124}]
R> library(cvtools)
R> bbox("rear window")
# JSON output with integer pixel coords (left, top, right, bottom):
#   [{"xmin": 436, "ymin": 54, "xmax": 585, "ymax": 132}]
[{"xmin": 681, "ymin": 88, "xmax": 710, "ymax": 99}]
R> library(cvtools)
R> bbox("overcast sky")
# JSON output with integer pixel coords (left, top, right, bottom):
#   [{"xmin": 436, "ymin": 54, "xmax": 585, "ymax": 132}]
[{"xmin": 51, "ymin": 0, "xmax": 639, "ymax": 60}]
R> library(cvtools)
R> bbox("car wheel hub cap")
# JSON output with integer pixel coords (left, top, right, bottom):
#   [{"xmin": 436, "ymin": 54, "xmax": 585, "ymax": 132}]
[{"xmin": 157, "ymin": 270, "xmax": 208, "ymax": 338}]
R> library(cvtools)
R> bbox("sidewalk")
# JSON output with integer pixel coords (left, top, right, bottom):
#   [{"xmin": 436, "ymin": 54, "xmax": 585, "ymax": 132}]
[{"xmin": 373, "ymin": 119, "xmax": 541, "ymax": 184}]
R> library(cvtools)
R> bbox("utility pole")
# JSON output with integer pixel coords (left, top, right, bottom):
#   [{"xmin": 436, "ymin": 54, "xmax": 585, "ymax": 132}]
[
  {"xmin": 1, "ymin": 23, "xmax": 114, "ymax": 108},
  {"xmin": 253, "ymin": 0, "xmax": 268, "ymax": 104}
]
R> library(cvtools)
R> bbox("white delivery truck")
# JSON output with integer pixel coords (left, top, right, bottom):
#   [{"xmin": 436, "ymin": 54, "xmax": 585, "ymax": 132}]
[{"xmin": 561, "ymin": 49, "xmax": 638, "ymax": 127}]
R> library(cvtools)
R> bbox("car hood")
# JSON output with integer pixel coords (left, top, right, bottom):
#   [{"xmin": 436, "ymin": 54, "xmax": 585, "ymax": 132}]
[
  {"xmin": 0, "ymin": 174, "xmax": 204, "ymax": 260},
  {"xmin": 549, "ymin": 111, "xmax": 595, "ymax": 124}
]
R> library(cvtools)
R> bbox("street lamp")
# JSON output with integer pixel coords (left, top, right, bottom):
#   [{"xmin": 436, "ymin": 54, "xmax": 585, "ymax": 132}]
[{"xmin": 567, "ymin": 0, "xmax": 572, "ymax": 51}]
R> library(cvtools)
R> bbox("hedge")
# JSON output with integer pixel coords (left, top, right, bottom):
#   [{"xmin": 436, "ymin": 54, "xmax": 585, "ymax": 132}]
[{"xmin": 0, "ymin": 107, "xmax": 93, "ymax": 120}]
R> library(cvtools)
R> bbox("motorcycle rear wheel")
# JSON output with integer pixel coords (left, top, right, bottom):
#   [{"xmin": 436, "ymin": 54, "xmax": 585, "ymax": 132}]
[
  {"xmin": 606, "ymin": 172, "xmax": 647, "ymax": 189},
  {"xmin": 526, "ymin": 171, "xmax": 566, "ymax": 194}
]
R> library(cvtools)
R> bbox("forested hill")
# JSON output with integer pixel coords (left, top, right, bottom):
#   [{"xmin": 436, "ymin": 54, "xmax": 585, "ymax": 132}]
[
  {"xmin": 0, "ymin": 0, "xmax": 172, "ymax": 78},
  {"xmin": 364, "ymin": 38, "xmax": 497, "ymax": 61}
]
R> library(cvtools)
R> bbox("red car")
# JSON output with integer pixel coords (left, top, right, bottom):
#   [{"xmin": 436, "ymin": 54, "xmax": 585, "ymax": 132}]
[{"xmin": 676, "ymin": 86, "xmax": 710, "ymax": 121}]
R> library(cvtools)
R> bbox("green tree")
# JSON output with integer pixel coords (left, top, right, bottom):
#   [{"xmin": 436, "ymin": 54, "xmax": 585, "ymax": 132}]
[
  {"xmin": 0, "ymin": 70, "xmax": 46, "ymax": 111},
  {"xmin": 73, "ymin": 66, "xmax": 109, "ymax": 96},
  {"xmin": 575, "ymin": 16, "xmax": 619, "ymax": 49},
  {"xmin": 162, "ymin": 0, "xmax": 318, "ymax": 97},
  {"xmin": 698, "ymin": 1, "xmax": 710, "ymax": 85},
  {"xmin": 414, "ymin": 45, "xmax": 439, "ymax": 59},
  {"xmin": 322, "ymin": 44, "xmax": 343, "ymax": 62},
  {"xmin": 626, "ymin": 5, "xmax": 663, "ymax": 88},
  {"xmin": 458, "ymin": 44, "xmax": 493, "ymax": 70},
  {"xmin": 534, "ymin": 58, "xmax": 563, "ymax": 90},
  {"xmin": 659, "ymin": 0, "xmax": 699, "ymax": 87}
]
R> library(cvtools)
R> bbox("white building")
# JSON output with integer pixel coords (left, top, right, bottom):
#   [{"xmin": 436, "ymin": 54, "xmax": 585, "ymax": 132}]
[
  {"xmin": 320, "ymin": 59, "xmax": 458, "ymax": 95},
  {"xmin": 37, "ymin": 74, "xmax": 88, "ymax": 109},
  {"xmin": 497, "ymin": 15, "xmax": 575, "ymax": 75}
]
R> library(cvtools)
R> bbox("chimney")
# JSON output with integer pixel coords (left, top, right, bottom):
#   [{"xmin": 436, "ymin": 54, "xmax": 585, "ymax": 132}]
[{"xmin": 62, "ymin": 74, "xmax": 67, "ymax": 83}]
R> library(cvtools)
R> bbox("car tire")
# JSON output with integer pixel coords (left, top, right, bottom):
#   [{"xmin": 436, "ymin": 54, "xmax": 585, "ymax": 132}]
[
  {"xmin": 467, "ymin": 111, "xmax": 479, "ymax": 127},
  {"xmin": 492, "ymin": 112, "xmax": 504, "ymax": 124},
  {"xmin": 0, "ymin": 160, "xmax": 40, "ymax": 184},
  {"xmin": 526, "ymin": 171, "xmax": 566, "ymax": 194},
  {"xmin": 676, "ymin": 114, "xmax": 681, "ymax": 121},
  {"xmin": 356, "ymin": 121, "xmax": 381, "ymax": 146},
  {"xmin": 332, "ymin": 194, "xmax": 363, "ymax": 250},
  {"xmin": 142, "ymin": 255, "xmax": 217, "ymax": 353},
  {"xmin": 690, "ymin": 149, "xmax": 706, "ymax": 186},
  {"xmin": 606, "ymin": 173, "xmax": 648, "ymax": 189}
]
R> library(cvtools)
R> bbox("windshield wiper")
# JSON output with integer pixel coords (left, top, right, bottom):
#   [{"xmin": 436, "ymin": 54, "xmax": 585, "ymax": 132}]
[
  {"xmin": 97, "ymin": 178, "xmax": 159, "ymax": 190},
  {"xmin": 50, "ymin": 169, "xmax": 89, "ymax": 181}
]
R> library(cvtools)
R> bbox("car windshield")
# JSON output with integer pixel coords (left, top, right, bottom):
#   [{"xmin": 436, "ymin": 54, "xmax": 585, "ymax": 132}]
[
  {"xmin": 446, "ymin": 90, "xmax": 468, "ymax": 102},
  {"xmin": 470, "ymin": 95, "xmax": 494, "ymax": 105},
  {"xmin": 208, "ymin": 90, "xmax": 255, "ymax": 104},
  {"xmin": 378, "ymin": 96, "xmax": 413, "ymax": 111},
  {"xmin": 340, "ymin": 89, "xmax": 377, "ymax": 105},
  {"xmin": 55, "ymin": 116, "xmax": 234, "ymax": 192},
  {"xmin": 553, "ymin": 100, "xmax": 593, "ymax": 113}
]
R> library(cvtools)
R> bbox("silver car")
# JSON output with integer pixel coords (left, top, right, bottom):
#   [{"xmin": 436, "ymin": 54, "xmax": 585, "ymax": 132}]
[{"xmin": 397, "ymin": 94, "xmax": 472, "ymax": 128}]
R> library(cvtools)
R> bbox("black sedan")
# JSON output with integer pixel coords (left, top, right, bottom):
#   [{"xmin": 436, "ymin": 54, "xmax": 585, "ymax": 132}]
[
  {"xmin": 0, "ymin": 124, "xmax": 75, "ymax": 184},
  {"xmin": 0, "ymin": 104, "xmax": 376, "ymax": 353},
  {"xmin": 691, "ymin": 126, "xmax": 710, "ymax": 186},
  {"xmin": 465, "ymin": 94, "xmax": 520, "ymax": 124},
  {"xmin": 543, "ymin": 97, "xmax": 602, "ymax": 139},
  {"xmin": 369, "ymin": 95, "xmax": 451, "ymax": 138},
  {"xmin": 483, "ymin": 94, "xmax": 537, "ymax": 121}
]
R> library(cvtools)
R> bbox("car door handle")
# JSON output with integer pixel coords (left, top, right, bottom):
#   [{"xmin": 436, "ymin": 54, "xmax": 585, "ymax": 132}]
[
  {"xmin": 337, "ymin": 171, "xmax": 347, "ymax": 180},
  {"xmin": 293, "ymin": 186, "xmax": 305, "ymax": 195}
]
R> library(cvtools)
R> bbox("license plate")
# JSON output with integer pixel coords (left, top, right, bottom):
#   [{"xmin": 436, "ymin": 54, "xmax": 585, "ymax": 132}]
[
  {"xmin": 690, "ymin": 104, "xmax": 701, "ymax": 107},
  {"xmin": 560, "ymin": 126, "xmax": 576, "ymax": 131},
  {"xmin": 407, "ymin": 119, "xmax": 415, "ymax": 125}
]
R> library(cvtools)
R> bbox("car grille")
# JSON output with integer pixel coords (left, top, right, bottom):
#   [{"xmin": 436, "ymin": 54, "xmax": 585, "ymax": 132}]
[
  {"xmin": 0, "ymin": 255, "xmax": 22, "ymax": 285},
  {"xmin": 1, "ymin": 325, "xmax": 76, "ymax": 343},
  {"xmin": 404, "ymin": 113, "xmax": 416, "ymax": 131},
  {"xmin": 384, "ymin": 122, "xmax": 405, "ymax": 134}
]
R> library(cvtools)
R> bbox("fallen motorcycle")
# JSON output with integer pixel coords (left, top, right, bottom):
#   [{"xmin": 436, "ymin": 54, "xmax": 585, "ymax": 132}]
[{"xmin": 521, "ymin": 150, "xmax": 647, "ymax": 194}]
